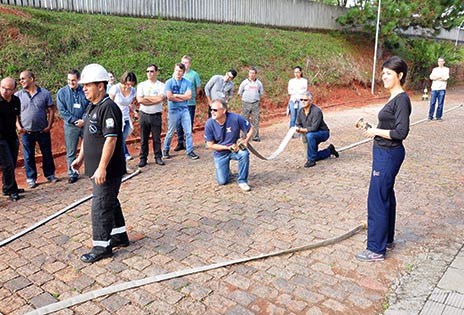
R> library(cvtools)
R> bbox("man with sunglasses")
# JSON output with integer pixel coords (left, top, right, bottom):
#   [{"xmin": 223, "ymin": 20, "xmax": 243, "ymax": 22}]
[
  {"xmin": 204, "ymin": 99, "xmax": 254, "ymax": 192},
  {"xmin": 204, "ymin": 69, "xmax": 238, "ymax": 117},
  {"xmin": 136, "ymin": 64, "xmax": 166, "ymax": 167},
  {"xmin": 295, "ymin": 91, "xmax": 339, "ymax": 168}
]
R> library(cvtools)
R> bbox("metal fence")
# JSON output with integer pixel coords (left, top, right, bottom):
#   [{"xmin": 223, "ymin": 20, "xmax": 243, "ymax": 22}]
[{"xmin": 0, "ymin": 0, "xmax": 347, "ymax": 30}]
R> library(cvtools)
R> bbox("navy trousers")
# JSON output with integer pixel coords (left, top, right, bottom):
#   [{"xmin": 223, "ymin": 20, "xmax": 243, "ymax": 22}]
[
  {"xmin": 91, "ymin": 176, "xmax": 127, "ymax": 254},
  {"xmin": 367, "ymin": 145, "xmax": 405, "ymax": 255}
]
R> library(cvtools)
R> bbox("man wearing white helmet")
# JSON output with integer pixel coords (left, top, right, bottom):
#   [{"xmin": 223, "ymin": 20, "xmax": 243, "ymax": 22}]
[{"xmin": 71, "ymin": 63, "xmax": 129, "ymax": 263}]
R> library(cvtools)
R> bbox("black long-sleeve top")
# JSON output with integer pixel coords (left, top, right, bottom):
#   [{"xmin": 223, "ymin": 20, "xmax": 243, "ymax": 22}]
[
  {"xmin": 295, "ymin": 104, "xmax": 329, "ymax": 132},
  {"xmin": 374, "ymin": 92, "xmax": 411, "ymax": 149}
]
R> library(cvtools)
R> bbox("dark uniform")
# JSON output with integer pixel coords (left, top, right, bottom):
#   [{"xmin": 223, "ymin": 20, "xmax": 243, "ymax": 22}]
[
  {"xmin": 83, "ymin": 95, "xmax": 128, "ymax": 255},
  {"xmin": 0, "ymin": 94, "xmax": 21, "ymax": 195}
]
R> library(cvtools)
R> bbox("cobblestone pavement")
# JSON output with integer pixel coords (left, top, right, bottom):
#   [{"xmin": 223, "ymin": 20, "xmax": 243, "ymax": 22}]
[{"xmin": 1, "ymin": 87, "xmax": 463, "ymax": 315}]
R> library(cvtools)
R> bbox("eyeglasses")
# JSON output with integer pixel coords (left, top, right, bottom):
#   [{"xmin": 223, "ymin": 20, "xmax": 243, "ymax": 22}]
[
  {"xmin": 211, "ymin": 108, "xmax": 223, "ymax": 112},
  {"xmin": 300, "ymin": 99, "xmax": 310, "ymax": 102},
  {"xmin": 146, "ymin": 70, "xmax": 155, "ymax": 73}
]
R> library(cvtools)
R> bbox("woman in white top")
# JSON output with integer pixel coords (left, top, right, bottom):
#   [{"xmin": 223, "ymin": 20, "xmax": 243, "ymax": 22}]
[
  {"xmin": 287, "ymin": 66, "xmax": 308, "ymax": 129},
  {"xmin": 109, "ymin": 72, "xmax": 138, "ymax": 161}
]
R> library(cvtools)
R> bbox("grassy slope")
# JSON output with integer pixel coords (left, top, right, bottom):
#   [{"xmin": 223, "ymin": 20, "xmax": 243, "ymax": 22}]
[{"xmin": 0, "ymin": 5, "xmax": 374, "ymax": 113}]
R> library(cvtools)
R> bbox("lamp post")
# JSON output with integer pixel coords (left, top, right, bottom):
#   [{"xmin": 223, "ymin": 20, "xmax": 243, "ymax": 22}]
[
  {"xmin": 454, "ymin": 20, "xmax": 464, "ymax": 57},
  {"xmin": 371, "ymin": 0, "xmax": 381, "ymax": 95}
]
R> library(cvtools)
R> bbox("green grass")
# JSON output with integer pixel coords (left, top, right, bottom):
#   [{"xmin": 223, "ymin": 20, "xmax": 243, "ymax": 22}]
[{"xmin": 0, "ymin": 4, "xmax": 373, "ymax": 110}]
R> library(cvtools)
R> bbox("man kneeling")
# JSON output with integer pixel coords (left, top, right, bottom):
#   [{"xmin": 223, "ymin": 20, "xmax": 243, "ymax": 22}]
[
  {"xmin": 295, "ymin": 91, "xmax": 339, "ymax": 168},
  {"xmin": 204, "ymin": 99, "xmax": 254, "ymax": 191}
]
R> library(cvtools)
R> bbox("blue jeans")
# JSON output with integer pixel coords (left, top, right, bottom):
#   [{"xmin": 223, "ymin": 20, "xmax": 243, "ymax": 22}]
[
  {"xmin": 428, "ymin": 89, "xmax": 446, "ymax": 119},
  {"xmin": 64, "ymin": 123, "xmax": 84, "ymax": 177},
  {"xmin": 122, "ymin": 119, "xmax": 131, "ymax": 157},
  {"xmin": 367, "ymin": 145, "xmax": 405, "ymax": 255},
  {"xmin": 214, "ymin": 149, "xmax": 250, "ymax": 185},
  {"xmin": 288, "ymin": 100, "xmax": 301, "ymax": 128},
  {"xmin": 305, "ymin": 130, "xmax": 330, "ymax": 161},
  {"xmin": 176, "ymin": 105, "xmax": 196, "ymax": 144},
  {"xmin": 164, "ymin": 108, "xmax": 193, "ymax": 153},
  {"xmin": 22, "ymin": 131, "xmax": 56, "ymax": 181},
  {"xmin": 0, "ymin": 138, "xmax": 19, "ymax": 194}
]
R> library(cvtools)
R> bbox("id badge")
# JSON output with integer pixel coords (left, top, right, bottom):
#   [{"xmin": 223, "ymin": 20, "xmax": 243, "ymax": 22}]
[{"xmin": 73, "ymin": 103, "xmax": 81, "ymax": 109}]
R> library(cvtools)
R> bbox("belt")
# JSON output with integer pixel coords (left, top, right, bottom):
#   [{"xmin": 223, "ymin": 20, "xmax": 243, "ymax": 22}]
[{"xmin": 140, "ymin": 111, "xmax": 162, "ymax": 116}]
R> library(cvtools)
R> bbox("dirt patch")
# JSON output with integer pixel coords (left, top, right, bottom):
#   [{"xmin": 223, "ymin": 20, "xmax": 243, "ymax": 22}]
[{"xmin": 0, "ymin": 5, "xmax": 32, "ymax": 18}]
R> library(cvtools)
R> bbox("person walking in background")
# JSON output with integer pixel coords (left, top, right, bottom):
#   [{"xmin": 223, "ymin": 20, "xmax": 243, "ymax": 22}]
[
  {"xmin": 163, "ymin": 62, "xmax": 199, "ymax": 160},
  {"xmin": 71, "ymin": 63, "xmax": 129, "ymax": 263},
  {"xmin": 109, "ymin": 72, "xmax": 137, "ymax": 162},
  {"xmin": 16, "ymin": 70, "xmax": 59, "ymax": 188},
  {"xmin": 355, "ymin": 56, "xmax": 412, "ymax": 262},
  {"xmin": 295, "ymin": 91, "xmax": 338, "ymax": 168},
  {"xmin": 287, "ymin": 66, "xmax": 308, "ymax": 130},
  {"xmin": 136, "ymin": 64, "xmax": 166, "ymax": 167},
  {"xmin": 204, "ymin": 69, "xmax": 237, "ymax": 117},
  {"xmin": 56, "ymin": 69, "xmax": 89, "ymax": 184},
  {"xmin": 238, "ymin": 66, "xmax": 264, "ymax": 142},
  {"xmin": 204, "ymin": 99, "xmax": 254, "ymax": 192},
  {"xmin": 428, "ymin": 57, "xmax": 449, "ymax": 121},
  {"xmin": 174, "ymin": 55, "xmax": 201, "ymax": 152},
  {"xmin": 106, "ymin": 71, "xmax": 115, "ymax": 93},
  {"xmin": 0, "ymin": 78, "xmax": 23, "ymax": 201}
]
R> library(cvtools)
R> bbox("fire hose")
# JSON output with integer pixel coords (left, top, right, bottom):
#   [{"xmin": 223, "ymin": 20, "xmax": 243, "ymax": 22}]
[
  {"xmin": 25, "ymin": 222, "xmax": 367, "ymax": 315},
  {"xmin": 0, "ymin": 169, "xmax": 142, "ymax": 248}
]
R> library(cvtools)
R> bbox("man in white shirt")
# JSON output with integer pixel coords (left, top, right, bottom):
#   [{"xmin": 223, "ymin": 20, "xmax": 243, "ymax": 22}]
[
  {"xmin": 428, "ymin": 57, "xmax": 449, "ymax": 121},
  {"xmin": 136, "ymin": 64, "xmax": 166, "ymax": 167}
]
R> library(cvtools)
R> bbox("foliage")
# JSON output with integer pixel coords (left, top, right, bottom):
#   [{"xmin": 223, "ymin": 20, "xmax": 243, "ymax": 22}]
[
  {"xmin": 390, "ymin": 38, "xmax": 463, "ymax": 89},
  {"xmin": 337, "ymin": 0, "xmax": 464, "ymax": 55},
  {"xmin": 0, "ymin": 5, "xmax": 373, "ymax": 108}
]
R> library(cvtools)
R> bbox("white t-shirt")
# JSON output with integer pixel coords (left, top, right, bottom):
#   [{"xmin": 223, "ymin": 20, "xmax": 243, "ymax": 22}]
[
  {"xmin": 430, "ymin": 66, "xmax": 449, "ymax": 91},
  {"xmin": 109, "ymin": 84, "xmax": 136, "ymax": 120},
  {"xmin": 288, "ymin": 78, "xmax": 308, "ymax": 101},
  {"xmin": 136, "ymin": 80, "xmax": 166, "ymax": 114}
]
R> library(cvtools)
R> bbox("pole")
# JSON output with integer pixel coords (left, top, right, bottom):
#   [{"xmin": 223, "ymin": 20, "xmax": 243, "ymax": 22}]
[
  {"xmin": 371, "ymin": 0, "xmax": 381, "ymax": 95},
  {"xmin": 454, "ymin": 20, "xmax": 464, "ymax": 58}
]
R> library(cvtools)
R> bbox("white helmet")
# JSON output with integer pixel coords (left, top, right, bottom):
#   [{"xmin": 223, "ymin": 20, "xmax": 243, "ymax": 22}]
[{"xmin": 79, "ymin": 63, "xmax": 110, "ymax": 84}]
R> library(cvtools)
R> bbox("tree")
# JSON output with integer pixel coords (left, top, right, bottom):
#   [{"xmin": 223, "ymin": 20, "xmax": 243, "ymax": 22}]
[{"xmin": 336, "ymin": 0, "xmax": 464, "ymax": 59}]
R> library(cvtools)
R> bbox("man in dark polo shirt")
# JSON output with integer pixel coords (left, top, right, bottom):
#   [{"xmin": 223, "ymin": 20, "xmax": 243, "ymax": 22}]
[
  {"xmin": 71, "ymin": 63, "xmax": 129, "ymax": 263},
  {"xmin": 0, "ymin": 78, "xmax": 22, "ymax": 201}
]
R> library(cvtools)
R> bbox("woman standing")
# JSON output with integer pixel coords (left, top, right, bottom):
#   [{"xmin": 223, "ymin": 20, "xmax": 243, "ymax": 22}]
[
  {"xmin": 109, "ymin": 72, "xmax": 137, "ymax": 161},
  {"xmin": 287, "ymin": 66, "xmax": 308, "ymax": 129},
  {"xmin": 355, "ymin": 56, "xmax": 412, "ymax": 262}
]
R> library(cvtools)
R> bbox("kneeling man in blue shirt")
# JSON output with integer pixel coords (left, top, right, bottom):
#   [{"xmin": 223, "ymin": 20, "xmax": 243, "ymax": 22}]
[{"xmin": 204, "ymin": 99, "xmax": 254, "ymax": 192}]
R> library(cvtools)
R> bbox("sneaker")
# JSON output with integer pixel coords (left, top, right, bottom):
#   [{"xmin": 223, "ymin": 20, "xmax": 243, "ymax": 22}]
[
  {"xmin": 304, "ymin": 160, "xmax": 316, "ymax": 168},
  {"xmin": 47, "ymin": 175, "xmax": 60, "ymax": 183},
  {"xmin": 328, "ymin": 144, "xmax": 339, "ymax": 158},
  {"xmin": 355, "ymin": 249, "xmax": 385, "ymax": 262},
  {"xmin": 68, "ymin": 176, "xmax": 78, "ymax": 184},
  {"xmin": 238, "ymin": 182, "xmax": 251, "ymax": 192},
  {"xmin": 27, "ymin": 179, "xmax": 37, "ymax": 188},
  {"xmin": 138, "ymin": 159, "xmax": 147, "ymax": 167},
  {"xmin": 386, "ymin": 242, "xmax": 395, "ymax": 251},
  {"xmin": 173, "ymin": 142, "xmax": 186, "ymax": 152},
  {"xmin": 252, "ymin": 137, "xmax": 261, "ymax": 142},
  {"xmin": 187, "ymin": 151, "xmax": 199, "ymax": 160},
  {"xmin": 163, "ymin": 150, "xmax": 171, "ymax": 159}
]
